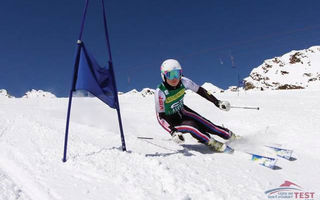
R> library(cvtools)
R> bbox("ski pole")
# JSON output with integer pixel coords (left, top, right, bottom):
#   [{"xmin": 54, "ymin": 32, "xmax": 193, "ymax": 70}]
[
  {"xmin": 137, "ymin": 136, "xmax": 154, "ymax": 140},
  {"xmin": 231, "ymin": 106, "xmax": 260, "ymax": 110}
]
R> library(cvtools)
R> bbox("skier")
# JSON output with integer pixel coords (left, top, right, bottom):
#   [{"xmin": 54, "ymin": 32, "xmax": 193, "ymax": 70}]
[{"xmin": 155, "ymin": 59, "xmax": 238, "ymax": 152}]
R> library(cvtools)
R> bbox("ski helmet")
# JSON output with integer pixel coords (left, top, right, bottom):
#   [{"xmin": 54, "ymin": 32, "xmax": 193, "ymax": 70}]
[{"xmin": 160, "ymin": 59, "xmax": 182, "ymax": 81}]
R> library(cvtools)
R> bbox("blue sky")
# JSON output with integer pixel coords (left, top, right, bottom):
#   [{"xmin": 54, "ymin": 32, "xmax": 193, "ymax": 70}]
[{"xmin": 1, "ymin": 0, "xmax": 320, "ymax": 97}]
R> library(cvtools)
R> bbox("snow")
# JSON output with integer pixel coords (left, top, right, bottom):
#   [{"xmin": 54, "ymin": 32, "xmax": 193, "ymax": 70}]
[
  {"xmin": 22, "ymin": 89, "xmax": 56, "ymax": 98},
  {"xmin": 0, "ymin": 89, "xmax": 13, "ymax": 98},
  {"xmin": 201, "ymin": 82, "xmax": 223, "ymax": 93},
  {"xmin": 140, "ymin": 88, "xmax": 155, "ymax": 97},
  {"xmin": 125, "ymin": 89, "xmax": 139, "ymax": 95},
  {"xmin": 244, "ymin": 46, "xmax": 320, "ymax": 90},
  {"xmin": 0, "ymin": 89, "xmax": 320, "ymax": 200}
]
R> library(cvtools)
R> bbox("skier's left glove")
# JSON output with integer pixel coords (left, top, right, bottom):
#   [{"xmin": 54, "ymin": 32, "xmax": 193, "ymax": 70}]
[
  {"xmin": 171, "ymin": 131, "xmax": 185, "ymax": 144},
  {"xmin": 218, "ymin": 100, "xmax": 231, "ymax": 111}
]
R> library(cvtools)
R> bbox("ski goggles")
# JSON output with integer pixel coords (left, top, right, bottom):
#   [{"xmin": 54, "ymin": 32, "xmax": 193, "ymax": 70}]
[{"xmin": 164, "ymin": 69, "xmax": 182, "ymax": 80}]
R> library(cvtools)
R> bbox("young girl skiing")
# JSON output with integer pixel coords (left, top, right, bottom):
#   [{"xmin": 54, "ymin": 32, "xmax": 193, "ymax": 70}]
[{"xmin": 154, "ymin": 59, "xmax": 238, "ymax": 152}]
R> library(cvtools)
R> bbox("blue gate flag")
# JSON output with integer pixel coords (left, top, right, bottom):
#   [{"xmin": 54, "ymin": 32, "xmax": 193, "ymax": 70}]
[
  {"xmin": 63, "ymin": 0, "xmax": 126, "ymax": 163},
  {"xmin": 75, "ymin": 43, "xmax": 117, "ymax": 109}
]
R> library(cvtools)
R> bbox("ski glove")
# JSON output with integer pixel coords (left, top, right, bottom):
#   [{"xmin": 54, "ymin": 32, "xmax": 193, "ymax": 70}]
[
  {"xmin": 218, "ymin": 100, "xmax": 231, "ymax": 111},
  {"xmin": 171, "ymin": 131, "xmax": 185, "ymax": 144}
]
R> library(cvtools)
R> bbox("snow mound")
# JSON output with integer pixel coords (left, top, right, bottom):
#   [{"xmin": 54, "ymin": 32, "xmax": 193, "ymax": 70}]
[
  {"xmin": 22, "ymin": 89, "xmax": 56, "ymax": 98},
  {"xmin": 140, "ymin": 88, "xmax": 155, "ymax": 97},
  {"xmin": 125, "ymin": 89, "xmax": 139, "ymax": 95},
  {"xmin": 244, "ymin": 46, "xmax": 320, "ymax": 90},
  {"xmin": 226, "ymin": 86, "xmax": 245, "ymax": 93},
  {"xmin": 0, "ymin": 89, "xmax": 14, "ymax": 98},
  {"xmin": 124, "ymin": 88, "xmax": 155, "ymax": 97},
  {"xmin": 201, "ymin": 82, "xmax": 223, "ymax": 93}
]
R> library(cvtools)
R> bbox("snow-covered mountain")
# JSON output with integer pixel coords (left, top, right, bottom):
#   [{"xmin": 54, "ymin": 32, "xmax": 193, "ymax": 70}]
[
  {"xmin": 124, "ymin": 83, "xmax": 224, "ymax": 97},
  {"xmin": 0, "ymin": 89, "xmax": 13, "ymax": 98},
  {"xmin": 140, "ymin": 88, "xmax": 155, "ymax": 97},
  {"xmin": 22, "ymin": 89, "xmax": 56, "ymax": 98},
  {"xmin": 244, "ymin": 46, "xmax": 320, "ymax": 90},
  {"xmin": 123, "ymin": 88, "xmax": 155, "ymax": 97},
  {"xmin": 125, "ymin": 89, "xmax": 139, "ymax": 95},
  {"xmin": 201, "ymin": 82, "xmax": 224, "ymax": 93}
]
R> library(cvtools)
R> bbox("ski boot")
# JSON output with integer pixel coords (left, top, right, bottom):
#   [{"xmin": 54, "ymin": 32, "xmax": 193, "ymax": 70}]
[
  {"xmin": 229, "ymin": 131, "xmax": 241, "ymax": 142},
  {"xmin": 221, "ymin": 124, "xmax": 240, "ymax": 142},
  {"xmin": 207, "ymin": 138, "xmax": 226, "ymax": 152}
]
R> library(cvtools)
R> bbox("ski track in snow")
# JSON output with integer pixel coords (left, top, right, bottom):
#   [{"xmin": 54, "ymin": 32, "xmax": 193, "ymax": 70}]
[
  {"xmin": 0, "ymin": 90, "xmax": 320, "ymax": 200},
  {"xmin": 0, "ymin": 168, "xmax": 31, "ymax": 200}
]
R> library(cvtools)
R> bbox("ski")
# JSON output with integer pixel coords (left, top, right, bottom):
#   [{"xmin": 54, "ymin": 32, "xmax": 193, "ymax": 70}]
[
  {"xmin": 224, "ymin": 145, "xmax": 235, "ymax": 154},
  {"xmin": 266, "ymin": 146, "xmax": 294, "ymax": 160},
  {"xmin": 247, "ymin": 153, "xmax": 278, "ymax": 170}
]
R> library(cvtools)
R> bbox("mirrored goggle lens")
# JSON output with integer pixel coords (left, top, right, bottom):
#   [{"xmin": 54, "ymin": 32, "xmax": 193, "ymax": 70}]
[{"xmin": 165, "ymin": 70, "xmax": 182, "ymax": 80}]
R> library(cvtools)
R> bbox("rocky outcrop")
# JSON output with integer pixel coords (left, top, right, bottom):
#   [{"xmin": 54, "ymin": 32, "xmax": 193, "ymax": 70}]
[{"xmin": 244, "ymin": 46, "xmax": 320, "ymax": 90}]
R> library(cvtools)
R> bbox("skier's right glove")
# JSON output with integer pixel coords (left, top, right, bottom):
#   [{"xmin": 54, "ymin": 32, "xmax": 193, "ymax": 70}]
[
  {"xmin": 218, "ymin": 100, "xmax": 231, "ymax": 111},
  {"xmin": 171, "ymin": 131, "xmax": 185, "ymax": 144}
]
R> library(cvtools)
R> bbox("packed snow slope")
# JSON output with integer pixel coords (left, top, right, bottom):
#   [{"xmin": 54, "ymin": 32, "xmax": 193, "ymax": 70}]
[{"xmin": 0, "ymin": 89, "xmax": 319, "ymax": 200}]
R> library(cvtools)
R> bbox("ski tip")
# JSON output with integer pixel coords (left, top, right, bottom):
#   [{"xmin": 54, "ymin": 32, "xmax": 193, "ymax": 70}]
[
  {"xmin": 224, "ymin": 146, "xmax": 234, "ymax": 154},
  {"xmin": 270, "ymin": 165, "xmax": 282, "ymax": 170}
]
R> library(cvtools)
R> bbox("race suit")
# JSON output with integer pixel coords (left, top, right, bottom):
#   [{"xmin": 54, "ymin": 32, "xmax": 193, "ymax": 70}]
[{"xmin": 155, "ymin": 77, "xmax": 232, "ymax": 144}]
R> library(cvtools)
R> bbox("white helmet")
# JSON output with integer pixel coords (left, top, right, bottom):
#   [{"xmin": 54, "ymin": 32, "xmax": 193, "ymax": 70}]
[{"xmin": 160, "ymin": 59, "xmax": 182, "ymax": 81}]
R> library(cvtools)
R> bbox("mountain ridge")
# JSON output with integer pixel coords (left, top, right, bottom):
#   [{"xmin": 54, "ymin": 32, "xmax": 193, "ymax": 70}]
[
  {"xmin": 243, "ymin": 46, "xmax": 320, "ymax": 90},
  {"xmin": 1, "ymin": 46, "xmax": 320, "ymax": 97}
]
